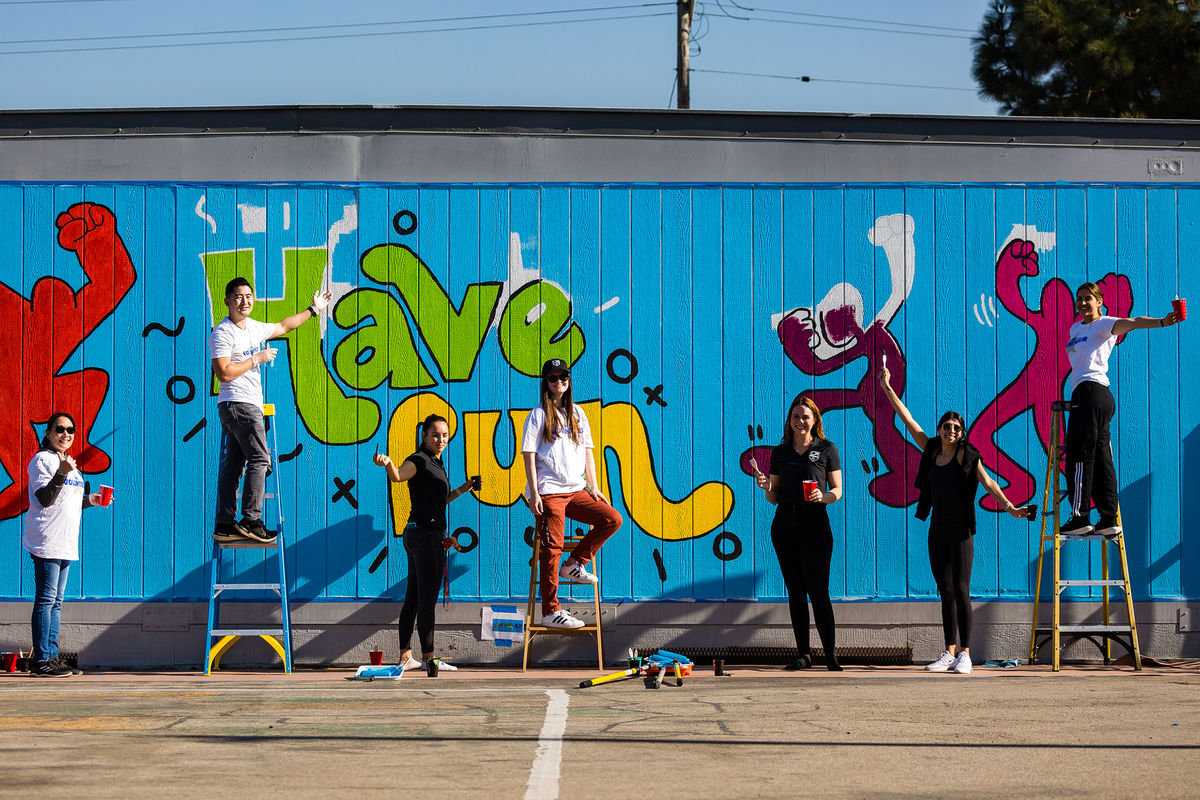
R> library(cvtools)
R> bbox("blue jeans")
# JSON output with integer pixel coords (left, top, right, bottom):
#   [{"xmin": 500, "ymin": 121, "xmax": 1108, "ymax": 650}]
[
  {"xmin": 31, "ymin": 555, "xmax": 70, "ymax": 664},
  {"xmin": 216, "ymin": 401, "xmax": 270, "ymax": 524}
]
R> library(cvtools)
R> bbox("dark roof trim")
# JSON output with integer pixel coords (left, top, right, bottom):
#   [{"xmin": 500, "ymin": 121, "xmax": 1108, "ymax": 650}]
[{"xmin": 1, "ymin": 105, "xmax": 1198, "ymax": 147}]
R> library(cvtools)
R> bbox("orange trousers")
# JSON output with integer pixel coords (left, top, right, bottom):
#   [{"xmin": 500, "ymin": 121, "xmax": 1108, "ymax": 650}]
[{"xmin": 534, "ymin": 490, "xmax": 623, "ymax": 615}]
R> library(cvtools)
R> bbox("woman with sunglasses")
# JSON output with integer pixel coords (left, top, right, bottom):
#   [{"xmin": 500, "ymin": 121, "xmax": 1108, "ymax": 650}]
[
  {"xmin": 879, "ymin": 368, "xmax": 1028, "ymax": 674},
  {"xmin": 23, "ymin": 413, "xmax": 111, "ymax": 677},
  {"xmin": 1061, "ymin": 283, "xmax": 1182, "ymax": 536},
  {"xmin": 754, "ymin": 395, "xmax": 844, "ymax": 671},
  {"xmin": 522, "ymin": 359, "xmax": 623, "ymax": 629},
  {"xmin": 374, "ymin": 413, "xmax": 479, "ymax": 674}
]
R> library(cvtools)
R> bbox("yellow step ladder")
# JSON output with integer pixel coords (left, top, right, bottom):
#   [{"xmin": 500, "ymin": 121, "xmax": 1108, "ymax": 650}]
[{"xmin": 1029, "ymin": 400, "xmax": 1141, "ymax": 671}]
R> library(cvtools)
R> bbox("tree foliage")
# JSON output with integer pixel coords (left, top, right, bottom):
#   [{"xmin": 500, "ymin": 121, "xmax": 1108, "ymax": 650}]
[{"xmin": 973, "ymin": 0, "xmax": 1200, "ymax": 117}]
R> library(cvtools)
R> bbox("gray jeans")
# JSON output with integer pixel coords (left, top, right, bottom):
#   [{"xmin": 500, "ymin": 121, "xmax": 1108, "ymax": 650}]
[{"xmin": 215, "ymin": 401, "xmax": 270, "ymax": 524}]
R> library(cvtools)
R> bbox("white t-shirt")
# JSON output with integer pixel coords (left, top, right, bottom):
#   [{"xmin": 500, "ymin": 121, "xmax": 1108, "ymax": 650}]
[
  {"xmin": 1066, "ymin": 315, "xmax": 1118, "ymax": 393},
  {"xmin": 207, "ymin": 317, "xmax": 276, "ymax": 405},
  {"xmin": 23, "ymin": 451, "xmax": 84, "ymax": 561},
  {"xmin": 521, "ymin": 405, "xmax": 593, "ymax": 496}
]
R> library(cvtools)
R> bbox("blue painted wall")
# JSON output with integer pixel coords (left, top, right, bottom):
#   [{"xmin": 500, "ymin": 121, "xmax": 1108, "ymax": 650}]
[{"xmin": 0, "ymin": 182, "xmax": 1195, "ymax": 604}]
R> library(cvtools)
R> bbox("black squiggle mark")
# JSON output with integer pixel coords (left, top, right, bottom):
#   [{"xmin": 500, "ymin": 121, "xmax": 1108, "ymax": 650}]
[
  {"xmin": 279, "ymin": 444, "xmax": 303, "ymax": 463},
  {"xmin": 368, "ymin": 546, "xmax": 388, "ymax": 574},
  {"xmin": 141, "ymin": 316, "xmax": 185, "ymax": 339},
  {"xmin": 861, "ymin": 460, "xmax": 871, "ymax": 473},
  {"xmin": 332, "ymin": 477, "xmax": 358, "ymax": 509},
  {"xmin": 713, "ymin": 531, "xmax": 742, "ymax": 562},
  {"xmin": 757, "ymin": 425, "xmax": 764, "ymax": 439},
  {"xmin": 165, "ymin": 375, "xmax": 195, "ymax": 405},
  {"xmin": 182, "ymin": 418, "xmax": 206, "ymax": 442},
  {"xmin": 872, "ymin": 456, "xmax": 880, "ymax": 472},
  {"xmin": 652, "ymin": 548, "xmax": 667, "ymax": 582},
  {"xmin": 524, "ymin": 526, "xmax": 535, "ymax": 548}
]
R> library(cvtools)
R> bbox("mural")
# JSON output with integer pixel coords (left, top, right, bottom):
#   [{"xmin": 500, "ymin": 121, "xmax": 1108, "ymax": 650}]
[{"xmin": 0, "ymin": 183, "xmax": 1194, "ymax": 605}]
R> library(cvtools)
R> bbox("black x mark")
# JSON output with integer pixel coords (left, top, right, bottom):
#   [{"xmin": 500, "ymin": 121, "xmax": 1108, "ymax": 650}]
[
  {"xmin": 643, "ymin": 384, "xmax": 667, "ymax": 407},
  {"xmin": 332, "ymin": 476, "xmax": 358, "ymax": 509}
]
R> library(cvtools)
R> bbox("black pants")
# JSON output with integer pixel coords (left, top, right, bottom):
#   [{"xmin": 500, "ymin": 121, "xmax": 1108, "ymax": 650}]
[
  {"xmin": 928, "ymin": 526, "xmax": 973, "ymax": 649},
  {"xmin": 770, "ymin": 506, "xmax": 836, "ymax": 658},
  {"xmin": 1065, "ymin": 381, "xmax": 1119, "ymax": 522},
  {"xmin": 397, "ymin": 527, "xmax": 446, "ymax": 654}
]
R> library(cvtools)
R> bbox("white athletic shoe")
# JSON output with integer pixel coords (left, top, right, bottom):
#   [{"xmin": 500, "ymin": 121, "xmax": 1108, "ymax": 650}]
[
  {"xmin": 428, "ymin": 658, "xmax": 458, "ymax": 671},
  {"xmin": 558, "ymin": 559, "xmax": 599, "ymax": 584},
  {"xmin": 952, "ymin": 651, "xmax": 973, "ymax": 675},
  {"xmin": 400, "ymin": 656, "xmax": 422, "ymax": 671},
  {"xmin": 541, "ymin": 609, "xmax": 585, "ymax": 629},
  {"xmin": 925, "ymin": 650, "xmax": 956, "ymax": 672}
]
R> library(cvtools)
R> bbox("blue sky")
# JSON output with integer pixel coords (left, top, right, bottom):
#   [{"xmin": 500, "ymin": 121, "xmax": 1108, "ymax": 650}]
[{"xmin": 2, "ymin": 0, "xmax": 999, "ymax": 116}]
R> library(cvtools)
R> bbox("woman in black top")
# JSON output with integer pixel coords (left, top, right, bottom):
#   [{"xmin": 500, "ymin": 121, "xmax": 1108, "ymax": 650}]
[
  {"xmin": 754, "ymin": 395, "xmax": 844, "ymax": 671},
  {"xmin": 879, "ymin": 366, "xmax": 1028, "ymax": 675},
  {"xmin": 374, "ymin": 414, "xmax": 478, "ymax": 673}
]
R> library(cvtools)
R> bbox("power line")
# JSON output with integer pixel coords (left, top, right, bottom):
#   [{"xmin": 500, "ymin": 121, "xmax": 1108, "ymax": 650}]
[
  {"xmin": 0, "ymin": 9, "xmax": 673, "ymax": 56},
  {"xmin": 712, "ymin": 3, "xmax": 975, "ymax": 34},
  {"xmin": 701, "ymin": 2, "xmax": 974, "ymax": 40},
  {"xmin": 693, "ymin": 68, "xmax": 976, "ymax": 92}
]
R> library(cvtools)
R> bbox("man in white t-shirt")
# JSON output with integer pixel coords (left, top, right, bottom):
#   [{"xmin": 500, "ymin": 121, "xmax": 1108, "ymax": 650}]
[{"xmin": 208, "ymin": 277, "xmax": 331, "ymax": 543}]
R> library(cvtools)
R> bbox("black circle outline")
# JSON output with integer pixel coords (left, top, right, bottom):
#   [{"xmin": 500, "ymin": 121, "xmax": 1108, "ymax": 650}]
[
  {"xmin": 606, "ymin": 348, "xmax": 639, "ymax": 384},
  {"xmin": 165, "ymin": 375, "xmax": 195, "ymax": 405},
  {"xmin": 524, "ymin": 526, "xmax": 536, "ymax": 548},
  {"xmin": 451, "ymin": 526, "xmax": 479, "ymax": 554},
  {"xmin": 713, "ymin": 531, "xmax": 742, "ymax": 562},
  {"xmin": 392, "ymin": 210, "xmax": 417, "ymax": 236}
]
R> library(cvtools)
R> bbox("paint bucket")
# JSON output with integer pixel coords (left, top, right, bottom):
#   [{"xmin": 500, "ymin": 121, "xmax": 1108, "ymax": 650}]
[
  {"xmin": 426, "ymin": 658, "xmax": 440, "ymax": 678},
  {"xmin": 1173, "ymin": 297, "xmax": 1187, "ymax": 320},
  {"xmin": 98, "ymin": 485, "xmax": 114, "ymax": 507},
  {"xmin": 713, "ymin": 659, "xmax": 725, "ymax": 676},
  {"xmin": 1, "ymin": 652, "xmax": 17, "ymax": 673},
  {"xmin": 369, "ymin": 650, "xmax": 384, "ymax": 666}
]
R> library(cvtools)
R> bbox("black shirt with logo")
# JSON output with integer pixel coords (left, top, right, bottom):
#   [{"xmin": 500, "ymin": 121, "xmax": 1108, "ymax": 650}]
[
  {"xmin": 404, "ymin": 448, "xmax": 450, "ymax": 530},
  {"xmin": 769, "ymin": 439, "xmax": 841, "ymax": 507}
]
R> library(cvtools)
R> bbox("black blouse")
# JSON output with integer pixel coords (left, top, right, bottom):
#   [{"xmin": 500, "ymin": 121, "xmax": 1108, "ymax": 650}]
[
  {"xmin": 404, "ymin": 448, "xmax": 450, "ymax": 530},
  {"xmin": 769, "ymin": 439, "xmax": 841, "ymax": 506}
]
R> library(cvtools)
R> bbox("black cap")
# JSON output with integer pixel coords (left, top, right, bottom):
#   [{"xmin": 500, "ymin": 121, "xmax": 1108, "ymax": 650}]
[{"xmin": 541, "ymin": 358, "xmax": 570, "ymax": 379}]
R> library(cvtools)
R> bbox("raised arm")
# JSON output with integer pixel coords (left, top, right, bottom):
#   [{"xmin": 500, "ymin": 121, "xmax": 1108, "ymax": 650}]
[
  {"xmin": 1111, "ymin": 309, "xmax": 1182, "ymax": 337},
  {"xmin": 267, "ymin": 289, "xmax": 333, "ymax": 339},
  {"xmin": 373, "ymin": 453, "xmax": 417, "ymax": 483},
  {"xmin": 878, "ymin": 365, "xmax": 929, "ymax": 449},
  {"xmin": 975, "ymin": 460, "xmax": 1028, "ymax": 519}
]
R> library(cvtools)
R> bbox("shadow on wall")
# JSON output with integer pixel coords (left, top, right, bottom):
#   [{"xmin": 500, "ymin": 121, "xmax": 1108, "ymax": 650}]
[{"xmin": 1183, "ymin": 424, "xmax": 1200, "ymax": 599}]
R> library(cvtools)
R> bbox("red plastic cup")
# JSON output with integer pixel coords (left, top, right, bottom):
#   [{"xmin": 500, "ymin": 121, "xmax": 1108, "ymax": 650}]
[
  {"xmin": 802, "ymin": 480, "xmax": 819, "ymax": 501},
  {"xmin": 1172, "ymin": 297, "xmax": 1187, "ymax": 320},
  {"xmin": 1, "ymin": 652, "xmax": 17, "ymax": 673},
  {"xmin": 369, "ymin": 650, "xmax": 384, "ymax": 666},
  {"xmin": 98, "ymin": 485, "xmax": 114, "ymax": 507}
]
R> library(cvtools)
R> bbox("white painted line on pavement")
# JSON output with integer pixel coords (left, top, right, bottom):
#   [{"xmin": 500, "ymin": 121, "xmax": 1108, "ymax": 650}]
[{"xmin": 524, "ymin": 688, "xmax": 569, "ymax": 800}]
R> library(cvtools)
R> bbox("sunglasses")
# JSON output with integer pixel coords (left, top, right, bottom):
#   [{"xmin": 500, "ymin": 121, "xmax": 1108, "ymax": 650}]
[
  {"xmin": 54, "ymin": 425, "xmax": 75, "ymax": 434},
  {"xmin": 547, "ymin": 374, "xmax": 570, "ymax": 384},
  {"xmin": 941, "ymin": 423, "xmax": 963, "ymax": 432}
]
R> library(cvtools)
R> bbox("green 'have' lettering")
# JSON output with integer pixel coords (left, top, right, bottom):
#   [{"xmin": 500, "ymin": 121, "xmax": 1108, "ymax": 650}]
[{"xmin": 202, "ymin": 248, "xmax": 381, "ymax": 444}]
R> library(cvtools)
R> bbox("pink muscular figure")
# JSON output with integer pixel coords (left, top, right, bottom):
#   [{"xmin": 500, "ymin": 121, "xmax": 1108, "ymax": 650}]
[
  {"xmin": 0, "ymin": 202, "xmax": 138, "ymax": 519},
  {"xmin": 967, "ymin": 239, "xmax": 1132, "ymax": 509}
]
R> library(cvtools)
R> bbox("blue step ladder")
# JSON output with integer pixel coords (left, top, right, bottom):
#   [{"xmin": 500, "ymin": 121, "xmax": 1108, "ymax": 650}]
[{"xmin": 204, "ymin": 402, "xmax": 294, "ymax": 674}]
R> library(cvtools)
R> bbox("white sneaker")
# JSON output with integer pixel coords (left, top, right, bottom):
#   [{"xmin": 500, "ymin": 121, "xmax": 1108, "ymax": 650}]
[
  {"xmin": 558, "ymin": 560, "xmax": 599, "ymax": 584},
  {"xmin": 541, "ymin": 609, "xmax": 585, "ymax": 629},
  {"xmin": 925, "ymin": 650, "xmax": 956, "ymax": 672},
  {"xmin": 952, "ymin": 651, "xmax": 973, "ymax": 675},
  {"xmin": 400, "ymin": 656, "xmax": 422, "ymax": 671},
  {"xmin": 428, "ymin": 658, "xmax": 458, "ymax": 671}
]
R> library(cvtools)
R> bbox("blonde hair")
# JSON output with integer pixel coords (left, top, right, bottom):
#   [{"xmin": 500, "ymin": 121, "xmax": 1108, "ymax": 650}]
[{"xmin": 1076, "ymin": 282, "xmax": 1104, "ymax": 304}]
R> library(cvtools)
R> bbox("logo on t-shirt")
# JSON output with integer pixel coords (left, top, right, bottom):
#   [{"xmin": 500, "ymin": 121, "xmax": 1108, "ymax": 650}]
[
  {"xmin": 1066, "ymin": 335, "xmax": 1088, "ymax": 350},
  {"xmin": 808, "ymin": 449, "xmax": 820, "ymax": 463}
]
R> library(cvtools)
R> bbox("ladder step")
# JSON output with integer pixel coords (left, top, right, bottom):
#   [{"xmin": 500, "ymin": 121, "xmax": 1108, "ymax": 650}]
[
  {"xmin": 1057, "ymin": 625, "xmax": 1132, "ymax": 633},
  {"xmin": 213, "ymin": 583, "xmax": 282, "ymax": 591},
  {"xmin": 1058, "ymin": 580, "xmax": 1127, "ymax": 587},
  {"xmin": 210, "ymin": 629, "xmax": 284, "ymax": 637},
  {"xmin": 1059, "ymin": 533, "xmax": 1122, "ymax": 541}
]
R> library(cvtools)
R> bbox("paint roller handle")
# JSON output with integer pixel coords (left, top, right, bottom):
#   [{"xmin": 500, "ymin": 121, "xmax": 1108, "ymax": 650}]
[{"xmin": 579, "ymin": 668, "xmax": 637, "ymax": 689}]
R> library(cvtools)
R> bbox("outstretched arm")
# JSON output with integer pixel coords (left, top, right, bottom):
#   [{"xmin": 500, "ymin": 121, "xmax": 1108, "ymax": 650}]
[
  {"xmin": 1111, "ymin": 310, "xmax": 1182, "ymax": 337},
  {"xmin": 975, "ymin": 461, "xmax": 1028, "ymax": 519},
  {"xmin": 373, "ymin": 453, "xmax": 417, "ymax": 483},
  {"xmin": 268, "ymin": 290, "xmax": 333, "ymax": 339},
  {"xmin": 877, "ymin": 365, "xmax": 929, "ymax": 449}
]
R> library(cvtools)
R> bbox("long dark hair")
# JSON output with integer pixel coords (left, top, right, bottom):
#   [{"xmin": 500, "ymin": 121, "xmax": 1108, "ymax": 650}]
[
  {"xmin": 936, "ymin": 410, "xmax": 967, "ymax": 453},
  {"xmin": 780, "ymin": 395, "xmax": 826, "ymax": 446},
  {"xmin": 539, "ymin": 373, "xmax": 580, "ymax": 445},
  {"xmin": 419, "ymin": 414, "xmax": 448, "ymax": 449},
  {"xmin": 41, "ymin": 411, "xmax": 77, "ymax": 451}
]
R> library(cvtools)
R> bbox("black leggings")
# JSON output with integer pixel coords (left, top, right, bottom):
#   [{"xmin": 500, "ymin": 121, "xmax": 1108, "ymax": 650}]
[
  {"xmin": 397, "ymin": 527, "xmax": 446, "ymax": 654},
  {"xmin": 771, "ymin": 506, "xmax": 836, "ymax": 658},
  {"xmin": 928, "ymin": 526, "xmax": 973, "ymax": 649}
]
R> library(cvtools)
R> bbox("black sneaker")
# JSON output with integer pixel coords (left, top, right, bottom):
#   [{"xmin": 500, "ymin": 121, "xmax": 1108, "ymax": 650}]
[
  {"xmin": 1060, "ymin": 515, "xmax": 1095, "ymax": 535},
  {"xmin": 238, "ymin": 518, "xmax": 278, "ymax": 543},
  {"xmin": 212, "ymin": 522, "xmax": 245, "ymax": 543},
  {"xmin": 1094, "ymin": 519, "xmax": 1123, "ymax": 537},
  {"xmin": 51, "ymin": 657, "xmax": 82, "ymax": 676},
  {"xmin": 30, "ymin": 660, "xmax": 72, "ymax": 677}
]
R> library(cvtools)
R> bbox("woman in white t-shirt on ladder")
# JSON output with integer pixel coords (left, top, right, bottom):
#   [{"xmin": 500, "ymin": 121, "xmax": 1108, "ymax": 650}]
[
  {"xmin": 1061, "ymin": 282, "xmax": 1183, "ymax": 535},
  {"xmin": 522, "ymin": 359, "xmax": 623, "ymax": 629}
]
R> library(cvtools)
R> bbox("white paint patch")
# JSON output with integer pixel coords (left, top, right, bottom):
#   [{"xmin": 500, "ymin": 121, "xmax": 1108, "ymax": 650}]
[
  {"xmin": 283, "ymin": 201, "xmax": 291, "ymax": 231},
  {"xmin": 492, "ymin": 232, "xmax": 573, "ymax": 329},
  {"xmin": 525, "ymin": 303, "xmax": 547, "ymax": 324},
  {"xmin": 1002, "ymin": 223, "xmax": 1057, "ymax": 254},
  {"xmin": 594, "ymin": 296, "xmax": 619, "ymax": 313},
  {"xmin": 238, "ymin": 203, "xmax": 267, "ymax": 234},
  {"xmin": 314, "ymin": 203, "xmax": 359, "ymax": 338},
  {"xmin": 524, "ymin": 689, "xmax": 569, "ymax": 800},
  {"xmin": 194, "ymin": 195, "xmax": 217, "ymax": 234}
]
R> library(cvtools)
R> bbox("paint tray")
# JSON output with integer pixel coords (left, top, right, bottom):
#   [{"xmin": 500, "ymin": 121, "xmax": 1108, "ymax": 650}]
[
  {"xmin": 643, "ymin": 662, "xmax": 692, "ymax": 677},
  {"xmin": 348, "ymin": 664, "xmax": 405, "ymax": 681}
]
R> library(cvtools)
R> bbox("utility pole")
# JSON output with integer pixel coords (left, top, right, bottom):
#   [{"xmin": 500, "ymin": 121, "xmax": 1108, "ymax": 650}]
[{"xmin": 676, "ymin": 0, "xmax": 694, "ymax": 109}]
